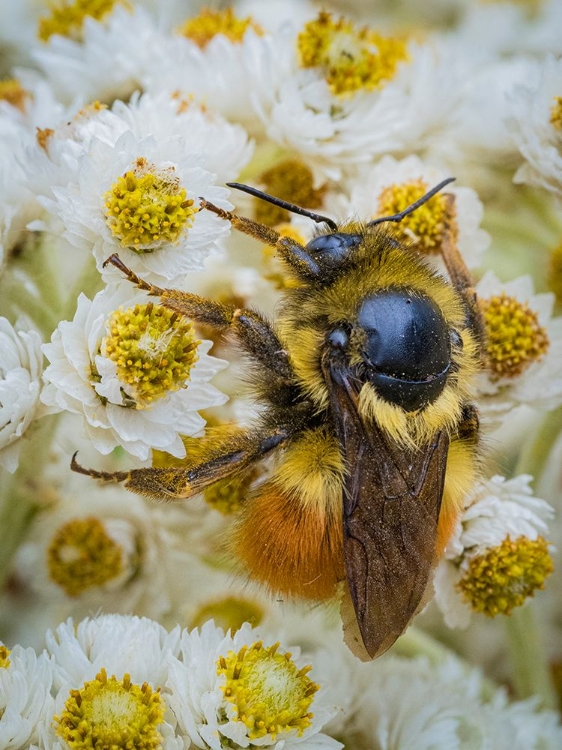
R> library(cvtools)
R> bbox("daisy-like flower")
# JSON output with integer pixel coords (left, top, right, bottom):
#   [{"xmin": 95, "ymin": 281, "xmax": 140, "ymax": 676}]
[
  {"xmin": 340, "ymin": 154, "xmax": 490, "ymax": 269},
  {"xmin": 166, "ymin": 621, "xmax": 342, "ymax": 749},
  {"xmin": 37, "ymin": 130, "xmax": 231, "ymax": 285},
  {"xmin": 40, "ymin": 283, "xmax": 227, "ymax": 460},
  {"xmin": 475, "ymin": 271, "xmax": 562, "ymax": 427},
  {"xmin": 0, "ymin": 642, "xmax": 54, "ymax": 750},
  {"xmin": 38, "ymin": 614, "xmax": 184, "ymax": 750},
  {"xmin": 434, "ymin": 474, "xmax": 554, "ymax": 629},
  {"xmin": 0, "ymin": 317, "xmax": 45, "ymax": 473},
  {"xmin": 510, "ymin": 55, "xmax": 562, "ymax": 197}
]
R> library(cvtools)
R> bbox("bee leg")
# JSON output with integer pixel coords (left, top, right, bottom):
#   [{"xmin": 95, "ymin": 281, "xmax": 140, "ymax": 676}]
[
  {"xmin": 201, "ymin": 199, "xmax": 321, "ymax": 281},
  {"xmin": 71, "ymin": 426, "xmax": 290, "ymax": 500},
  {"xmin": 440, "ymin": 195, "xmax": 486, "ymax": 348}
]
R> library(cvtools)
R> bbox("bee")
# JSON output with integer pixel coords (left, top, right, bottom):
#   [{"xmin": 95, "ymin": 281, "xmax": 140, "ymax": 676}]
[{"xmin": 73, "ymin": 178, "xmax": 484, "ymax": 660}]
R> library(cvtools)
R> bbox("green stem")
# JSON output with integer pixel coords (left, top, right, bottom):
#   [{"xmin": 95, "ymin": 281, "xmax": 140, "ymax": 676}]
[
  {"xmin": 504, "ymin": 605, "xmax": 557, "ymax": 710},
  {"xmin": 515, "ymin": 406, "xmax": 562, "ymax": 482},
  {"xmin": 61, "ymin": 253, "xmax": 103, "ymax": 322}
]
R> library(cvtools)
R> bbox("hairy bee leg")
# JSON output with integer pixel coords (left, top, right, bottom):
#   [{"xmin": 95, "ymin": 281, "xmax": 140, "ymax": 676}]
[
  {"xmin": 201, "ymin": 199, "xmax": 321, "ymax": 280},
  {"xmin": 440, "ymin": 195, "xmax": 486, "ymax": 348}
]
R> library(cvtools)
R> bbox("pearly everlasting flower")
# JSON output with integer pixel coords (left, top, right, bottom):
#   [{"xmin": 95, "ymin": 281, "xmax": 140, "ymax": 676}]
[
  {"xmin": 475, "ymin": 272, "xmax": 562, "ymax": 428},
  {"xmin": 434, "ymin": 474, "xmax": 554, "ymax": 629},
  {"xmin": 0, "ymin": 643, "xmax": 55, "ymax": 750},
  {"xmin": 0, "ymin": 317, "xmax": 45, "ymax": 473},
  {"xmin": 166, "ymin": 621, "xmax": 342, "ymax": 749},
  {"xmin": 340, "ymin": 154, "xmax": 490, "ymax": 269},
  {"xmin": 36, "ymin": 130, "xmax": 231, "ymax": 285},
  {"xmin": 40, "ymin": 283, "xmax": 227, "ymax": 460},
  {"xmin": 39, "ymin": 614, "xmax": 184, "ymax": 750}
]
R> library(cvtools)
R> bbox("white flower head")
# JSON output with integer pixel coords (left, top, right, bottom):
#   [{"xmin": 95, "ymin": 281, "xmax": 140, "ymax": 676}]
[
  {"xmin": 0, "ymin": 318, "xmax": 45, "ymax": 473},
  {"xmin": 475, "ymin": 272, "xmax": 562, "ymax": 428},
  {"xmin": 0, "ymin": 643, "xmax": 54, "ymax": 750},
  {"xmin": 39, "ymin": 614, "xmax": 184, "ymax": 750},
  {"xmin": 434, "ymin": 474, "xmax": 554, "ymax": 629},
  {"xmin": 340, "ymin": 154, "xmax": 490, "ymax": 270},
  {"xmin": 39, "ymin": 130, "xmax": 231, "ymax": 285},
  {"xmin": 167, "ymin": 621, "xmax": 342, "ymax": 750},
  {"xmin": 41, "ymin": 283, "xmax": 227, "ymax": 460},
  {"xmin": 510, "ymin": 55, "xmax": 562, "ymax": 197}
]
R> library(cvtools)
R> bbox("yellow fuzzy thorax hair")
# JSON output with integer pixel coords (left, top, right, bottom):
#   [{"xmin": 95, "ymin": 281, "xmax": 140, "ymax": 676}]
[{"xmin": 276, "ymin": 225, "xmax": 480, "ymax": 448}]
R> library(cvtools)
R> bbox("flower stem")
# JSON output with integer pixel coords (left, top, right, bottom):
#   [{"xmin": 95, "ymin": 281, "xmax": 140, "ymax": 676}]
[
  {"xmin": 515, "ymin": 406, "xmax": 562, "ymax": 483},
  {"xmin": 504, "ymin": 605, "xmax": 558, "ymax": 710}
]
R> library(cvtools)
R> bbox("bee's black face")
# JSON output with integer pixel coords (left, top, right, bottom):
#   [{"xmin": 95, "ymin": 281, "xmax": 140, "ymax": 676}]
[{"xmin": 306, "ymin": 233, "xmax": 362, "ymax": 270}]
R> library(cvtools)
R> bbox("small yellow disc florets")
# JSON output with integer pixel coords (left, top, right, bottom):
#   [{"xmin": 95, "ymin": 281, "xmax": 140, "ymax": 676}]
[
  {"xmin": 255, "ymin": 160, "xmax": 327, "ymax": 227},
  {"xmin": 103, "ymin": 159, "xmax": 198, "ymax": 252},
  {"xmin": 38, "ymin": 0, "xmax": 126, "ymax": 42},
  {"xmin": 0, "ymin": 644, "xmax": 11, "ymax": 669},
  {"xmin": 551, "ymin": 96, "xmax": 562, "ymax": 133},
  {"xmin": 376, "ymin": 179, "xmax": 450, "ymax": 254},
  {"xmin": 217, "ymin": 641, "xmax": 319, "ymax": 742},
  {"xmin": 47, "ymin": 517, "xmax": 123, "ymax": 597},
  {"xmin": 54, "ymin": 668, "xmax": 164, "ymax": 749},
  {"xmin": 547, "ymin": 242, "xmax": 562, "ymax": 304},
  {"xmin": 297, "ymin": 11, "xmax": 409, "ymax": 97},
  {"xmin": 191, "ymin": 596, "xmax": 265, "ymax": 632},
  {"xmin": 102, "ymin": 302, "xmax": 200, "ymax": 407},
  {"xmin": 481, "ymin": 292, "xmax": 549, "ymax": 379},
  {"xmin": 0, "ymin": 78, "xmax": 29, "ymax": 112},
  {"xmin": 178, "ymin": 7, "xmax": 263, "ymax": 48},
  {"xmin": 457, "ymin": 536, "xmax": 554, "ymax": 617}
]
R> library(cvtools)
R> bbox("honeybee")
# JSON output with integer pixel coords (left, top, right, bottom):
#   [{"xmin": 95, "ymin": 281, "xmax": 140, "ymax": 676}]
[{"xmin": 73, "ymin": 178, "xmax": 484, "ymax": 660}]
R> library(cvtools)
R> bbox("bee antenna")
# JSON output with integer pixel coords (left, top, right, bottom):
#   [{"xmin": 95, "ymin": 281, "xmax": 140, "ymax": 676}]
[
  {"xmin": 367, "ymin": 177, "xmax": 456, "ymax": 228},
  {"xmin": 226, "ymin": 182, "xmax": 339, "ymax": 231}
]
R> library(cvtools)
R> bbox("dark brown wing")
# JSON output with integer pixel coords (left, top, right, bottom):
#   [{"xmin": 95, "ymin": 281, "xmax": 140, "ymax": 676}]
[{"xmin": 324, "ymin": 366, "xmax": 449, "ymax": 659}]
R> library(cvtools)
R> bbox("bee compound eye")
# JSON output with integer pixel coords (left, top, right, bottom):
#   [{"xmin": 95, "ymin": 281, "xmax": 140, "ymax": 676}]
[{"xmin": 306, "ymin": 233, "xmax": 362, "ymax": 265}]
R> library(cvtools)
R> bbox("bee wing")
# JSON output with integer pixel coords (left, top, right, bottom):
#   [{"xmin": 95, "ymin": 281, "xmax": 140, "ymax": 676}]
[{"xmin": 325, "ymin": 367, "xmax": 449, "ymax": 659}]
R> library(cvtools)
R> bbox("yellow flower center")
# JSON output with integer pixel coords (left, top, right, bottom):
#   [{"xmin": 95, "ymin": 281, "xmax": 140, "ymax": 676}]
[
  {"xmin": 262, "ymin": 224, "xmax": 306, "ymax": 291},
  {"xmin": 0, "ymin": 78, "xmax": 29, "ymax": 112},
  {"xmin": 481, "ymin": 292, "xmax": 549, "ymax": 379},
  {"xmin": 547, "ymin": 242, "xmax": 562, "ymax": 304},
  {"xmin": 0, "ymin": 645, "xmax": 10, "ymax": 669},
  {"xmin": 376, "ymin": 179, "xmax": 450, "ymax": 254},
  {"xmin": 297, "ymin": 10, "xmax": 409, "ymax": 97},
  {"xmin": 551, "ymin": 96, "xmax": 562, "ymax": 133},
  {"xmin": 102, "ymin": 302, "xmax": 200, "ymax": 407},
  {"xmin": 103, "ymin": 158, "xmax": 198, "ymax": 252},
  {"xmin": 217, "ymin": 641, "xmax": 319, "ymax": 742},
  {"xmin": 204, "ymin": 472, "xmax": 256, "ymax": 515},
  {"xmin": 47, "ymin": 517, "xmax": 124, "ymax": 597},
  {"xmin": 54, "ymin": 668, "xmax": 164, "ymax": 749},
  {"xmin": 38, "ymin": 0, "xmax": 127, "ymax": 42},
  {"xmin": 177, "ymin": 7, "xmax": 263, "ymax": 48},
  {"xmin": 254, "ymin": 159, "xmax": 327, "ymax": 227},
  {"xmin": 456, "ymin": 536, "xmax": 554, "ymax": 617},
  {"xmin": 191, "ymin": 596, "xmax": 265, "ymax": 632}
]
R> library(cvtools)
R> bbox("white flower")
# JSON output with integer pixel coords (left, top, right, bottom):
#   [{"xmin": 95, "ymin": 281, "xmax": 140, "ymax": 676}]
[
  {"xmin": 37, "ymin": 130, "xmax": 231, "ymax": 285},
  {"xmin": 510, "ymin": 55, "xmax": 562, "ymax": 197},
  {"xmin": 475, "ymin": 272, "xmax": 562, "ymax": 429},
  {"xmin": 40, "ymin": 283, "xmax": 227, "ymax": 461},
  {"xmin": 166, "ymin": 621, "xmax": 342, "ymax": 749},
  {"xmin": 0, "ymin": 643, "xmax": 54, "ymax": 750},
  {"xmin": 434, "ymin": 474, "xmax": 554, "ymax": 629},
  {"xmin": 38, "ymin": 614, "xmax": 184, "ymax": 750},
  {"xmin": 0, "ymin": 318, "xmax": 45, "ymax": 473},
  {"xmin": 339, "ymin": 154, "xmax": 489, "ymax": 269}
]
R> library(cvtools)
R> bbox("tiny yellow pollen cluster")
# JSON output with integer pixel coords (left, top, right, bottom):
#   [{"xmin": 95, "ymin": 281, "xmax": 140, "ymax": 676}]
[
  {"xmin": 0, "ymin": 78, "xmax": 29, "ymax": 112},
  {"xmin": 547, "ymin": 241, "xmax": 562, "ymax": 303},
  {"xmin": 551, "ymin": 96, "xmax": 562, "ymax": 132},
  {"xmin": 191, "ymin": 596, "xmax": 265, "ymax": 632},
  {"xmin": 263, "ymin": 224, "xmax": 307, "ymax": 291},
  {"xmin": 104, "ymin": 159, "xmax": 198, "ymax": 252},
  {"xmin": 102, "ymin": 302, "xmax": 200, "ymax": 407},
  {"xmin": 255, "ymin": 159, "xmax": 327, "ymax": 227},
  {"xmin": 54, "ymin": 668, "xmax": 164, "ymax": 749},
  {"xmin": 38, "ymin": 0, "xmax": 127, "ymax": 42},
  {"xmin": 457, "ymin": 535, "xmax": 554, "ymax": 617},
  {"xmin": 297, "ymin": 10, "xmax": 409, "ymax": 97},
  {"xmin": 177, "ymin": 7, "xmax": 263, "ymax": 48},
  {"xmin": 481, "ymin": 292, "xmax": 549, "ymax": 379},
  {"xmin": 217, "ymin": 641, "xmax": 319, "ymax": 741},
  {"xmin": 47, "ymin": 517, "xmax": 124, "ymax": 597},
  {"xmin": 376, "ymin": 179, "xmax": 450, "ymax": 254},
  {"xmin": 0, "ymin": 644, "xmax": 11, "ymax": 669}
]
